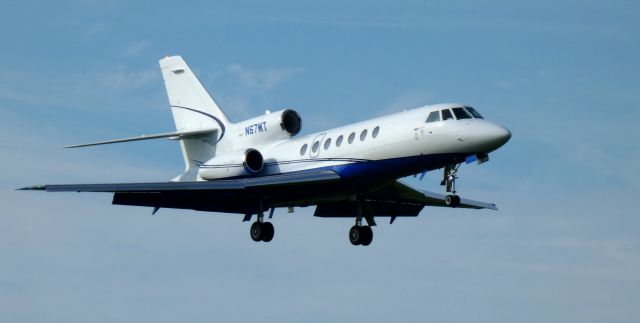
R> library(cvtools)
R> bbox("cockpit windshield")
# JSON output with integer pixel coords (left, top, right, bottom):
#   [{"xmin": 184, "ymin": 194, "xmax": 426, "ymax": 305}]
[
  {"xmin": 426, "ymin": 111, "xmax": 440, "ymax": 123},
  {"xmin": 442, "ymin": 109, "xmax": 454, "ymax": 120},
  {"xmin": 464, "ymin": 106, "xmax": 483, "ymax": 119},
  {"xmin": 452, "ymin": 107, "xmax": 472, "ymax": 120},
  {"xmin": 427, "ymin": 106, "xmax": 485, "ymax": 123}
]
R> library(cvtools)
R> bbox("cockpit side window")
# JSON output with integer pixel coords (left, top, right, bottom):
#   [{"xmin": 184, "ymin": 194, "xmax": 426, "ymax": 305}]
[
  {"xmin": 426, "ymin": 111, "xmax": 440, "ymax": 123},
  {"xmin": 441, "ymin": 109, "xmax": 454, "ymax": 120},
  {"xmin": 452, "ymin": 107, "xmax": 472, "ymax": 119},
  {"xmin": 465, "ymin": 106, "xmax": 483, "ymax": 119}
]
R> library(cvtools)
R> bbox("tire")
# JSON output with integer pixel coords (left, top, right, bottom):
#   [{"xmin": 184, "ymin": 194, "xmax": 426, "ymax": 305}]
[
  {"xmin": 349, "ymin": 225, "xmax": 361, "ymax": 245},
  {"xmin": 261, "ymin": 222, "xmax": 274, "ymax": 242},
  {"xmin": 250, "ymin": 222, "xmax": 262, "ymax": 242},
  {"xmin": 360, "ymin": 226, "xmax": 373, "ymax": 246},
  {"xmin": 445, "ymin": 195, "xmax": 454, "ymax": 206},
  {"xmin": 446, "ymin": 195, "xmax": 460, "ymax": 207}
]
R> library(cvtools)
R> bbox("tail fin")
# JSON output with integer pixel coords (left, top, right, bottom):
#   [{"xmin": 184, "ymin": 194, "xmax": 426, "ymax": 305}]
[{"xmin": 159, "ymin": 56, "xmax": 231, "ymax": 181}]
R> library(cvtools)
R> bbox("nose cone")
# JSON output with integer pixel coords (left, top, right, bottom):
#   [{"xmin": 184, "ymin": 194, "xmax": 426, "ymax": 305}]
[{"xmin": 483, "ymin": 123, "xmax": 511, "ymax": 152}]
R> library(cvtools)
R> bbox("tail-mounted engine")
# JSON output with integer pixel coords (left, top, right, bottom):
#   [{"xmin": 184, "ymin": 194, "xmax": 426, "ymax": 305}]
[
  {"xmin": 198, "ymin": 148, "xmax": 264, "ymax": 180},
  {"xmin": 233, "ymin": 109, "xmax": 302, "ymax": 146}
]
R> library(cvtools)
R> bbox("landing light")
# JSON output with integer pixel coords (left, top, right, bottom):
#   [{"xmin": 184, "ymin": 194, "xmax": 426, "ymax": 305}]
[{"xmin": 465, "ymin": 153, "xmax": 489, "ymax": 165}]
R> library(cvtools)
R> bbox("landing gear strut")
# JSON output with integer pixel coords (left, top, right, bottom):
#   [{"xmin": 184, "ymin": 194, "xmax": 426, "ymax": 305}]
[
  {"xmin": 249, "ymin": 211, "xmax": 275, "ymax": 242},
  {"xmin": 349, "ymin": 211, "xmax": 373, "ymax": 246},
  {"xmin": 442, "ymin": 163, "xmax": 461, "ymax": 207}
]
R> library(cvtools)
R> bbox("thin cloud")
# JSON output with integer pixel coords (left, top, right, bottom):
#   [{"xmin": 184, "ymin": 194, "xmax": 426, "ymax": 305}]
[
  {"xmin": 98, "ymin": 66, "xmax": 158, "ymax": 90},
  {"xmin": 121, "ymin": 40, "xmax": 148, "ymax": 58},
  {"xmin": 382, "ymin": 90, "xmax": 434, "ymax": 115},
  {"xmin": 227, "ymin": 64, "xmax": 304, "ymax": 92}
]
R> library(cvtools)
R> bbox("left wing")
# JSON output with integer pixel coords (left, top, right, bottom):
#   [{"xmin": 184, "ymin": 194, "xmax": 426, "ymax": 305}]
[{"xmin": 20, "ymin": 170, "xmax": 342, "ymax": 214}]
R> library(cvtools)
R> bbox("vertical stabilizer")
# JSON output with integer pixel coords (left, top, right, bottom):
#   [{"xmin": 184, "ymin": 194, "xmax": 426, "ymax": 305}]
[{"xmin": 159, "ymin": 56, "xmax": 231, "ymax": 181}]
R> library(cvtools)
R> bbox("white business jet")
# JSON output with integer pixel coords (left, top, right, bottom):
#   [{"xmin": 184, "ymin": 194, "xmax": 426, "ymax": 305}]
[{"xmin": 21, "ymin": 56, "xmax": 511, "ymax": 246}]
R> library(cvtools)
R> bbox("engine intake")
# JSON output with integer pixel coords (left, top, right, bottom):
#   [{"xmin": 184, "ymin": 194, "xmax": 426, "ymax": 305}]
[
  {"xmin": 281, "ymin": 109, "xmax": 301, "ymax": 136},
  {"xmin": 243, "ymin": 148, "xmax": 263, "ymax": 173}
]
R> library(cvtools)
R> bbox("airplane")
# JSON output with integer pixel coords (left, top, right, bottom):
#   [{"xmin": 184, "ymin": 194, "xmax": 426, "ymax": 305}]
[{"xmin": 20, "ymin": 55, "xmax": 511, "ymax": 246}]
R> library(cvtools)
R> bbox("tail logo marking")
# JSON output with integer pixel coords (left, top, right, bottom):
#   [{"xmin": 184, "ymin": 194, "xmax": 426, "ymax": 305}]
[{"xmin": 245, "ymin": 122, "xmax": 268, "ymax": 136}]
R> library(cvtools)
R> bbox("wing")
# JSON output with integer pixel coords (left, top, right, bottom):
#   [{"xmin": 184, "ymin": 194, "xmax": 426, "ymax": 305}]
[
  {"xmin": 19, "ymin": 170, "xmax": 340, "ymax": 192},
  {"xmin": 19, "ymin": 170, "xmax": 342, "ymax": 214},
  {"xmin": 364, "ymin": 180, "xmax": 498, "ymax": 210},
  {"xmin": 20, "ymin": 173, "xmax": 495, "ymax": 216},
  {"xmin": 314, "ymin": 180, "xmax": 497, "ymax": 222}
]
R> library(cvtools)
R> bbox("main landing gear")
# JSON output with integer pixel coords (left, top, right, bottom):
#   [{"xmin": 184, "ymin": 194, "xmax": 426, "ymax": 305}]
[
  {"xmin": 349, "ymin": 225, "xmax": 373, "ymax": 246},
  {"xmin": 442, "ymin": 163, "xmax": 461, "ymax": 208},
  {"xmin": 349, "ymin": 209, "xmax": 374, "ymax": 246},
  {"xmin": 250, "ymin": 221, "xmax": 274, "ymax": 242},
  {"xmin": 249, "ymin": 210, "xmax": 275, "ymax": 242}
]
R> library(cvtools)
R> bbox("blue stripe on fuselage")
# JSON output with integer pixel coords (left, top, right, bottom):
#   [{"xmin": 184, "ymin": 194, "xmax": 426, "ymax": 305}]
[
  {"xmin": 206, "ymin": 153, "xmax": 470, "ymax": 182},
  {"xmin": 331, "ymin": 153, "xmax": 468, "ymax": 180}
]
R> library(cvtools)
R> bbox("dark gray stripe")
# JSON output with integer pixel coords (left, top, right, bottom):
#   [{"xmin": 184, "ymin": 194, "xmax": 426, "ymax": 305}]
[{"xmin": 171, "ymin": 105, "xmax": 227, "ymax": 142}]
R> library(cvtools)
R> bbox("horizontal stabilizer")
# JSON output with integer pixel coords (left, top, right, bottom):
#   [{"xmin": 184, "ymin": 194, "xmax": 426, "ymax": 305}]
[{"xmin": 65, "ymin": 128, "xmax": 218, "ymax": 148}]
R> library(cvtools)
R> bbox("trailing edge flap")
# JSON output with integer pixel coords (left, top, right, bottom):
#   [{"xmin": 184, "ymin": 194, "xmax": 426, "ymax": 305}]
[{"xmin": 65, "ymin": 128, "xmax": 218, "ymax": 148}]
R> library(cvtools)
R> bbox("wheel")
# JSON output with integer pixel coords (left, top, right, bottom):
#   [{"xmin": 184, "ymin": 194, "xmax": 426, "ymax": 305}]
[
  {"xmin": 445, "ymin": 195, "xmax": 460, "ymax": 207},
  {"xmin": 360, "ymin": 226, "xmax": 373, "ymax": 246},
  {"xmin": 349, "ymin": 225, "xmax": 361, "ymax": 245},
  {"xmin": 445, "ymin": 195, "xmax": 454, "ymax": 206},
  {"xmin": 250, "ymin": 222, "xmax": 262, "ymax": 241},
  {"xmin": 261, "ymin": 222, "xmax": 274, "ymax": 242}
]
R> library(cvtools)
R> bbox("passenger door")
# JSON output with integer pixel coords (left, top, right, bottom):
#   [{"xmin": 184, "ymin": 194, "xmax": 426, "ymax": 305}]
[{"xmin": 309, "ymin": 133, "xmax": 326, "ymax": 158}]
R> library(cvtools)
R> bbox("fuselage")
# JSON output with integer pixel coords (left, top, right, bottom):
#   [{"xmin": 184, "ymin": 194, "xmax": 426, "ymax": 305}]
[{"xmin": 199, "ymin": 103, "xmax": 511, "ymax": 184}]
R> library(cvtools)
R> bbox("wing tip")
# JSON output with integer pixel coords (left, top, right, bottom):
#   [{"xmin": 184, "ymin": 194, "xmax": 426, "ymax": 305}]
[{"xmin": 17, "ymin": 185, "xmax": 47, "ymax": 191}]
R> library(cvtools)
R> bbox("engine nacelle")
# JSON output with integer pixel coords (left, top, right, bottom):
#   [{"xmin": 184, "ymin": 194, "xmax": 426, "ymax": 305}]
[
  {"xmin": 198, "ymin": 148, "xmax": 264, "ymax": 180},
  {"xmin": 233, "ymin": 109, "xmax": 302, "ymax": 146}
]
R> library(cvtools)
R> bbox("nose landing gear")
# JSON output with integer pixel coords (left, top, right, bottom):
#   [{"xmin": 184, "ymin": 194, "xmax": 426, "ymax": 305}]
[{"xmin": 442, "ymin": 163, "xmax": 461, "ymax": 207}]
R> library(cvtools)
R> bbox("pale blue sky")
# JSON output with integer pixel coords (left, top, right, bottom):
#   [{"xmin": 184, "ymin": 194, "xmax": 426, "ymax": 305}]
[{"xmin": 1, "ymin": 1, "xmax": 639, "ymax": 322}]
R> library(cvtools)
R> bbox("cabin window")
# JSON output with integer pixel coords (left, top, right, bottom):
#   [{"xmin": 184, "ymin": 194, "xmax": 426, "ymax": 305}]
[
  {"xmin": 324, "ymin": 138, "xmax": 332, "ymax": 150},
  {"xmin": 452, "ymin": 107, "xmax": 472, "ymax": 120},
  {"xmin": 360, "ymin": 129, "xmax": 368, "ymax": 141},
  {"xmin": 465, "ymin": 106, "xmax": 483, "ymax": 119},
  {"xmin": 336, "ymin": 135, "xmax": 344, "ymax": 147},
  {"xmin": 442, "ymin": 109, "xmax": 454, "ymax": 120},
  {"xmin": 348, "ymin": 132, "xmax": 356, "ymax": 144},
  {"xmin": 300, "ymin": 144, "xmax": 308, "ymax": 156},
  {"xmin": 372, "ymin": 126, "xmax": 380, "ymax": 138},
  {"xmin": 312, "ymin": 141, "xmax": 320, "ymax": 153},
  {"xmin": 426, "ymin": 111, "xmax": 440, "ymax": 123}
]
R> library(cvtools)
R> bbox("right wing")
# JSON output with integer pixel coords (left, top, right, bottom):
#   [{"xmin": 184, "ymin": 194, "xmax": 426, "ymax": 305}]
[
  {"xmin": 314, "ymin": 180, "xmax": 497, "ymax": 221},
  {"xmin": 365, "ymin": 180, "xmax": 498, "ymax": 210}
]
